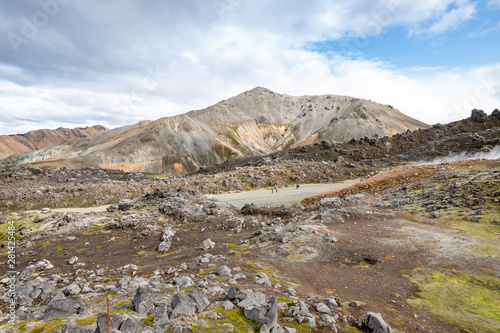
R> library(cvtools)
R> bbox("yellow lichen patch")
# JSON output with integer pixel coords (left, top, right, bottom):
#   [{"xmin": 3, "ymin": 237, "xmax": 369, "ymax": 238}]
[{"xmin": 408, "ymin": 269, "xmax": 500, "ymax": 332}]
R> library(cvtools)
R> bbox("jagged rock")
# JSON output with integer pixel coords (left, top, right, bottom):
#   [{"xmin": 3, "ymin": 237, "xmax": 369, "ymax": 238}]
[
  {"xmin": 64, "ymin": 283, "xmax": 81, "ymax": 296},
  {"xmin": 255, "ymin": 276, "xmax": 272, "ymax": 287},
  {"xmin": 118, "ymin": 199, "xmax": 134, "ymax": 211},
  {"xmin": 96, "ymin": 312, "xmax": 125, "ymax": 332},
  {"xmin": 287, "ymin": 301, "xmax": 309, "ymax": 323},
  {"xmin": 244, "ymin": 296, "xmax": 278, "ymax": 328},
  {"xmin": 130, "ymin": 287, "xmax": 154, "ymax": 315},
  {"xmin": 200, "ymin": 238, "xmax": 215, "ymax": 250},
  {"xmin": 320, "ymin": 314, "xmax": 337, "ymax": 323},
  {"xmin": 325, "ymin": 296, "xmax": 340, "ymax": 312},
  {"xmin": 173, "ymin": 276, "xmax": 194, "ymax": 287},
  {"xmin": 158, "ymin": 227, "xmax": 176, "ymax": 253},
  {"xmin": 315, "ymin": 302, "xmax": 333, "ymax": 314},
  {"xmin": 318, "ymin": 197, "xmax": 342, "ymax": 207},
  {"xmin": 270, "ymin": 217, "xmax": 281, "ymax": 226},
  {"xmin": 236, "ymin": 290, "xmax": 267, "ymax": 309},
  {"xmin": 121, "ymin": 264, "xmax": 138, "ymax": 276},
  {"xmin": 364, "ymin": 312, "xmax": 394, "ymax": 333},
  {"xmin": 20, "ymin": 259, "xmax": 53, "ymax": 280},
  {"xmin": 68, "ymin": 256, "xmax": 79, "ymax": 265},
  {"xmin": 119, "ymin": 317, "xmax": 142, "ymax": 333},
  {"xmin": 322, "ymin": 233, "xmax": 338, "ymax": 243},
  {"xmin": 171, "ymin": 291, "xmax": 197, "ymax": 318},
  {"xmin": 43, "ymin": 296, "xmax": 86, "ymax": 319},
  {"xmin": 471, "ymin": 109, "xmax": 487, "ymax": 123},
  {"xmin": 222, "ymin": 300, "xmax": 234, "ymax": 310},
  {"xmin": 492, "ymin": 109, "xmax": 500, "ymax": 120}
]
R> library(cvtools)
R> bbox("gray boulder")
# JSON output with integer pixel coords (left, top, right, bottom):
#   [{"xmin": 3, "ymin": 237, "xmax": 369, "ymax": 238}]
[
  {"xmin": 119, "ymin": 317, "xmax": 142, "ymax": 333},
  {"xmin": 171, "ymin": 291, "xmax": 197, "ymax": 318},
  {"xmin": 43, "ymin": 297, "xmax": 85, "ymax": 319},
  {"xmin": 244, "ymin": 296, "xmax": 278, "ymax": 328},
  {"xmin": 200, "ymin": 238, "xmax": 215, "ymax": 250},
  {"xmin": 315, "ymin": 302, "xmax": 333, "ymax": 314},
  {"xmin": 471, "ymin": 109, "xmax": 488, "ymax": 123},
  {"xmin": 158, "ymin": 226, "xmax": 176, "ymax": 253},
  {"xmin": 187, "ymin": 289, "xmax": 210, "ymax": 312},
  {"xmin": 118, "ymin": 199, "xmax": 134, "ymax": 211},
  {"xmin": 217, "ymin": 265, "xmax": 232, "ymax": 277},
  {"xmin": 318, "ymin": 197, "xmax": 342, "ymax": 207},
  {"xmin": 324, "ymin": 296, "xmax": 339, "ymax": 313},
  {"xmin": 173, "ymin": 276, "xmax": 193, "ymax": 287},
  {"xmin": 96, "ymin": 312, "xmax": 125, "ymax": 332},
  {"xmin": 130, "ymin": 287, "xmax": 154, "ymax": 315},
  {"xmin": 237, "ymin": 291, "xmax": 267, "ymax": 309},
  {"xmin": 364, "ymin": 312, "xmax": 393, "ymax": 333}
]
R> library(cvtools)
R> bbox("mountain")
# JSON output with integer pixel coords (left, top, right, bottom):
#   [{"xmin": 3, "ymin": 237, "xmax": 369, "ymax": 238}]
[
  {"xmin": 17, "ymin": 87, "xmax": 428, "ymax": 174},
  {"xmin": 0, "ymin": 125, "xmax": 107, "ymax": 159}
]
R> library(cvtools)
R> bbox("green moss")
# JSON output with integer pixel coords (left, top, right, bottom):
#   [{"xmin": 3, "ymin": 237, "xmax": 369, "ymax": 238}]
[
  {"xmin": 104, "ymin": 290, "xmax": 117, "ymax": 297},
  {"xmin": 192, "ymin": 306, "xmax": 261, "ymax": 332},
  {"xmin": 76, "ymin": 316, "xmax": 97, "ymax": 326},
  {"xmin": 42, "ymin": 242, "xmax": 52, "ymax": 247},
  {"xmin": 96, "ymin": 245, "xmax": 103, "ymax": 249},
  {"xmin": 84, "ymin": 232, "xmax": 95, "ymax": 236},
  {"xmin": 347, "ymin": 327, "xmax": 364, "ymax": 333},
  {"xmin": 277, "ymin": 297, "xmax": 294, "ymax": 306},
  {"xmin": 408, "ymin": 269, "xmax": 500, "ymax": 332},
  {"xmin": 144, "ymin": 314, "xmax": 155, "ymax": 327},
  {"xmin": 227, "ymin": 244, "xmax": 237, "ymax": 249},
  {"xmin": 102, "ymin": 278, "xmax": 111, "ymax": 283},
  {"xmin": 114, "ymin": 300, "xmax": 132, "ymax": 307},
  {"xmin": 55, "ymin": 246, "xmax": 63, "ymax": 251},
  {"xmin": 137, "ymin": 250, "xmax": 147, "ymax": 255}
]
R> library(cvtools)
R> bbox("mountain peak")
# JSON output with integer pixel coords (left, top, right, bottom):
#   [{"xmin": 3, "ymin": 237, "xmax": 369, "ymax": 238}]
[
  {"xmin": 248, "ymin": 86, "xmax": 274, "ymax": 93},
  {"xmin": 16, "ymin": 89, "xmax": 429, "ymax": 174}
]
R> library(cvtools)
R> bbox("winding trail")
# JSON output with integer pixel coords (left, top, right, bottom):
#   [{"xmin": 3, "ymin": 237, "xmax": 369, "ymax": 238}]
[
  {"xmin": 24, "ymin": 181, "xmax": 357, "ymax": 214},
  {"xmin": 207, "ymin": 181, "xmax": 357, "ymax": 208}
]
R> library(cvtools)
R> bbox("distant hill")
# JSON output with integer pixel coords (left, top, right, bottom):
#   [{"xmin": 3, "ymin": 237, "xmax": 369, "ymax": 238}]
[
  {"xmin": 17, "ymin": 87, "xmax": 428, "ymax": 174},
  {"xmin": 0, "ymin": 125, "xmax": 107, "ymax": 159}
]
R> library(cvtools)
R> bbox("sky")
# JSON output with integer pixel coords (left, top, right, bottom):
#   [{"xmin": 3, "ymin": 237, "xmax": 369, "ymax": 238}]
[{"xmin": 0, "ymin": 0, "xmax": 500, "ymax": 135}]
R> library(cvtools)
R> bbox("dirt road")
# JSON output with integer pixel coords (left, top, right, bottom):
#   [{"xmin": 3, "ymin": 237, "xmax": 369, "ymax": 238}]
[
  {"xmin": 207, "ymin": 181, "xmax": 357, "ymax": 208},
  {"xmin": 24, "ymin": 181, "xmax": 356, "ymax": 214}
]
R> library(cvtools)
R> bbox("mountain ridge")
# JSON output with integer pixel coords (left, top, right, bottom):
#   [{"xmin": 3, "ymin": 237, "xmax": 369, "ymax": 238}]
[
  {"xmin": 17, "ymin": 87, "xmax": 429, "ymax": 174},
  {"xmin": 0, "ymin": 125, "xmax": 107, "ymax": 159}
]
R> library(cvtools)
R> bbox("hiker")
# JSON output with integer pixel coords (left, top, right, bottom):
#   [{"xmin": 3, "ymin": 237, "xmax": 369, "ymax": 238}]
[
  {"xmin": 271, "ymin": 188, "xmax": 274, "ymax": 193},
  {"xmin": 296, "ymin": 184, "xmax": 300, "ymax": 189}
]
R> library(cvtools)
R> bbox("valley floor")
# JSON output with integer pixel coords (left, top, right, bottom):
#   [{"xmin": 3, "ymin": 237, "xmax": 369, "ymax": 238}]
[{"xmin": 0, "ymin": 159, "xmax": 498, "ymax": 333}]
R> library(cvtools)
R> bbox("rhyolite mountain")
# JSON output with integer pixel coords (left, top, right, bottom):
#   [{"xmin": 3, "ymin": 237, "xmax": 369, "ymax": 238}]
[
  {"xmin": 0, "ymin": 125, "xmax": 107, "ymax": 159},
  {"xmin": 17, "ymin": 87, "xmax": 428, "ymax": 174}
]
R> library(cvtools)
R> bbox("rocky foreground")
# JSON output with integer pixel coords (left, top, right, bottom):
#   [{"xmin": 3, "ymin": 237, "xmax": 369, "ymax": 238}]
[{"xmin": 0, "ymin": 157, "xmax": 499, "ymax": 332}]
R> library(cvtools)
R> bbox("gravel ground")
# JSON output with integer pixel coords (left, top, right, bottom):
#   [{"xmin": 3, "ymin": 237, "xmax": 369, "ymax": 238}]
[{"xmin": 207, "ymin": 181, "xmax": 357, "ymax": 208}]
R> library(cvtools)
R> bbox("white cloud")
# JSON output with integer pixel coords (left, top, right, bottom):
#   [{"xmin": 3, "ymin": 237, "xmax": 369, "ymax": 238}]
[
  {"xmin": 488, "ymin": 0, "xmax": 500, "ymax": 9},
  {"xmin": 407, "ymin": 1, "xmax": 476, "ymax": 35},
  {"xmin": 0, "ymin": 1, "xmax": 497, "ymax": 135},
  {"xmin": 424, "ymin": 3, "xmax": 476, "ymax": 34}
]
